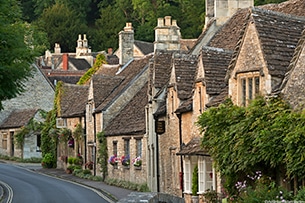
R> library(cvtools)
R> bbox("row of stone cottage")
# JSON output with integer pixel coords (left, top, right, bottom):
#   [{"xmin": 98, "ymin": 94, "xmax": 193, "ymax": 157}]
[{"xmin": 1, "ymin": 0, "xmax": 305, "ymax": 202}]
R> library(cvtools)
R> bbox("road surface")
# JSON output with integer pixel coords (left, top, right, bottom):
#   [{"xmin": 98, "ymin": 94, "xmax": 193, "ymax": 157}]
[{"xmin": 0, "ymin": 163, "xmax": 110, "ymax": 203}]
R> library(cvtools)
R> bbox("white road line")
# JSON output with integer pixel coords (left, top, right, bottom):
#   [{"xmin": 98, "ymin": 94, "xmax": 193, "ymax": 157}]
[{"xmin": 0, "ymin": 180, "xmax": 13, "ymax": 203}]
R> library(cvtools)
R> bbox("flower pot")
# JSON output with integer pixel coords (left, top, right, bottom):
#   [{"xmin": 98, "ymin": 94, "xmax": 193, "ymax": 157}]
[{"xmin": 191, "ymin": 196, "xmax": 199, "ymax": 203}]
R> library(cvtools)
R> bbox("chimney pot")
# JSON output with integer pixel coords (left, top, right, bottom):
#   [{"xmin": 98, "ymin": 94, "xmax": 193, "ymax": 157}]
[
  {"xmin": 157, "ymin": 18, "xmax": 164, "ymax": 27},
  {"xmin": 124, "ymin": 23, "xmax": 133, "ymax": 32},
  {"xmin": 108, "ymin": 48, "xmax": 113, "ymax": 55},
  {"xmin": 164, "ymin": 16, "xmax": 172, "ymax": 26}
]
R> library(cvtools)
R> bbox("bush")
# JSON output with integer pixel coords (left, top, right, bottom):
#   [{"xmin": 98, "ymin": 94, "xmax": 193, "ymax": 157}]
[
  {"xmin": 41, "ymin": 153, "xmax": 55, "ymax": 168},
  {"xmin": 295, "ymin": 187, "xmax": 305, "ymax": 200}
]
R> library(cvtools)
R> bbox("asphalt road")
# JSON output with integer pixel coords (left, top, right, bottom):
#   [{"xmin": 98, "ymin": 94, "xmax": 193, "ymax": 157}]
[{"xmin": 0, "ymin": 163, "xmax": 110, "ymax": 203}]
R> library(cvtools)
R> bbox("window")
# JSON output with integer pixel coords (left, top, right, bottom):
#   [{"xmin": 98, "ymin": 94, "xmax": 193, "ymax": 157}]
[
  {"xmin": 136, "ymin": 139, "xmax": 142, "ymax": 157},
  {"xmin": 124, "ymin": 139, "xmax": 130, "ymax": 156},
  {"xmin": 113, "ymin": 141, "xmax": 117, "ymax": 155},
  {"xmin": 239, "ymin": 74, "xmax": 260, "ymax": 106},
  {"xmin": 184, "ymin": 158, "xmax": 191, "ymax": 193},
  {"xmin": 2, "ymin": 133, "xmax": 7, "ymax": 149},
  {"xmin": 36, "ymin": 134, "xmax": 41, "ymax": 152},
  {"xmin": 198, "ymin": 157, "xmax": 213, "ymax": 193}
]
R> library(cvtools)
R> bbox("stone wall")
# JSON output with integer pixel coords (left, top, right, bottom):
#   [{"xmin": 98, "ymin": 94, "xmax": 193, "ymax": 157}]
[{"xmin": 106, "ymin": 135, "xmax": 148, "ymax": 184}]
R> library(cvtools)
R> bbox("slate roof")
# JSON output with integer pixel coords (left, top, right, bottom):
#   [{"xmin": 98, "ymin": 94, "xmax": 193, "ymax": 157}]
[
  {"xmin": 176, "ymin": 137, "xmax": 209, "ymax": 156},
  {"xmin": 175, "ymin": 98, "xmax": 192, "ymax": 114},
  {"xmin": 0, "ymin": 109, "xmax": 38, "ymax": 129},
  {"xmin": 95, "ymin": 55, "xmax": 152, "ymax": 112},
  {"xmin": 47, "ymin": 75, "xmax": 83, "ymax": 86},
  {"xmin": 205, "ymin": 87, "xmax": 229, "ymax": 108},
  {"xmin": 59, "ymin": 83, "xmax": 89, "ymax": 118},
  {"xmin": 260, "ymin": 0, "xmax": 305, "ymax": 17},
  {"xmin": 208, "ymin": 8, "xmax": 250, "ymax": 50},
  {"xmin": 95, "ymin": 64, "xmax": 120, "ymax": 76},
  {"xmin": 180, "ymin": 39, "xmax": 197, "ymax": 51},
  {"xmin": 91, "ymin": 75, "xmax": 124, "ymax": 108},
  {"xmin": 201, "ymin": 47, "xmax": 233, "ymax": 95},
  {"xmin": 280, "ymin": 29, "xmax": 305, "ymax": 110},
  {"xmin": 134, "ymin": 40, "xmax": 154, "ymax": 55},
  {"xmin": 227, "ymin": 8, "xmax": 305, "ymax": 81},
  {"xmin": 68, "ymin": 58, "xmax": 91, "ymax": 70},
  {"xmin": 152, "ymin": 51, "xmax": 175, "ymax": 89},
  {"xmin": 172, "ymin": 54, "xmax": 198, "ymax": 100},
  {"xmin": 153, "ymin": 100, "xmax": 166, "ymax": 118},
  {"xmin": 104, "ymin": 83, "xmax": 148, "ymax": 136}
]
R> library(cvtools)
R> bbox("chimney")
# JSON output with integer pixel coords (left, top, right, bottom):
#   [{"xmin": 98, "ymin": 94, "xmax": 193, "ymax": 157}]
[
  {"xmin": 119, "ymin": 23, "xmax": 134, "ymax": 65},
  {"xmin": 154, "ymin": 16, "xmax": 181, "ymax": 52},
  {"xmin": 54, "ymin": 43, "xmax": 61, "ymax": 54},
  {"xmin": 83, "ymin": 34, "xmax": 88, "ymax": 48},
  {"xmin": 62, "ymin": 53, "xmax": 68, "ymax": 71},
  {"xmin": 214, "ymin": 0, "xmax": 253, "ymax": 26}
]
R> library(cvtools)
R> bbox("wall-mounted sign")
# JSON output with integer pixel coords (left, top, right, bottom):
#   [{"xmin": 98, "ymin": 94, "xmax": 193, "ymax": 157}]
[{"xmin": 155, "ymin": 120, "xmax": 165, "ymax": 134}]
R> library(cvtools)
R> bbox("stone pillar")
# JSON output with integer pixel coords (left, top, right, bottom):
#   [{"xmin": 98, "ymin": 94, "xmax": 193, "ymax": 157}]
[{"xmin": 119, "ymin": 23, "xmax": 134, "ymax": 65}]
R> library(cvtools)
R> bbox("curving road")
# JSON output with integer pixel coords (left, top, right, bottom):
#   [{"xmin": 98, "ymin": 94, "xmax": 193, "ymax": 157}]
[{"xmin": 0, "ymin": 163, "xmax": 110, "ymax": 203}]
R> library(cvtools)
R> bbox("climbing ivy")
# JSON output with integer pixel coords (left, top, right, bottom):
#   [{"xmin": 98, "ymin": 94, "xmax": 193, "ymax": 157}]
[
  {"xmin": 197, "ymin": 96, "xmax": 305, "ymax": 195},
  {"xmin": 97, "ymin": 131, "xmax": 108, "ymax": 181},
  {"xmin": 41, "ymin": 81, "xmax": 64, "ymax": 162},
  {"xmin": 77, "ymin": 54, "xmax": 107, "ymax": 85}
]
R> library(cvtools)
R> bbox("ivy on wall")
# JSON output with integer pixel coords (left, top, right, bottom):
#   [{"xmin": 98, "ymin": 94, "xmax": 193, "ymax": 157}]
[
  {"xmin": 197, "ymin": 96, "xmax": 305, "ymax": 195},
  {"xmin": 97, "ymin": 131, "xmax": 108, "ymax": 181},
  {"xmin": 77, "ymin": 54, "xmax": 107, "ymax": 85}
]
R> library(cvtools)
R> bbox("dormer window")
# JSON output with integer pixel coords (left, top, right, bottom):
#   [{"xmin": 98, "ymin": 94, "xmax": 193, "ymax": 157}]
[{"xmin": 238, "ymin": 73, "xmax": 260, "ymax": 106}]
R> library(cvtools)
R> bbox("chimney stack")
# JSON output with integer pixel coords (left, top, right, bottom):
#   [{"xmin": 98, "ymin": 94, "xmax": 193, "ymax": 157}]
[
  {"xmin": 54, "ymin": 43, "xmax": 61, "ymax": 54},
  {"xmin": 154, "ymin": 16, "xmax": 181, "ymax": 52},
  {"xmin": 108, "ymin": 48, "xmax": 113, "ymax": 55},
  {"xmin": 62, "ymin": 53, "xmax": 68, "ymax": 71},
  {"xmin": 119, "ymin": 23, "xmax": 134, "ymax": 65}
]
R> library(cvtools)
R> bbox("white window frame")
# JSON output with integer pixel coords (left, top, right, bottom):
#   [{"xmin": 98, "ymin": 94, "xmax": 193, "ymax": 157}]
[
  {"xmin": 198, "ymin": 156, "xmax": 214, "ymax": 193},
  {"xmin": 183, "ymin": 157, "xmax": 191, "ymax": 193}
]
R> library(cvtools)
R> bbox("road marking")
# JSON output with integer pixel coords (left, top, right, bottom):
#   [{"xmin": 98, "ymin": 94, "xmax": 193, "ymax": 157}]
[{"xmin": 0, "ymin": 180, "xmax": 13, "ymax": 203}]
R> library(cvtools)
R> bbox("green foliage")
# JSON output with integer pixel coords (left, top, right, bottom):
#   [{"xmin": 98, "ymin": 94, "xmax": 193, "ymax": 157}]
[
  {"xmin": 41, "ymin": 152, "xmax": 56, "ymax": 168},
  {"xmin": 97, "ymin": 131, "xmax": 108, "ymax": 181},
  {"xmin": 192, "ymin": 165, "xmax": 199, "ymax": 196},
  {"xmin": 58, "ymin": 128, "xmax": 71, "ymax": 143},
  {"xmin": 238, "ymin": 180, "xmax": 293, "ymax": 202},
  {"xmin": 0, "ymin": 0, "xmax": 41, "ymax": 110},
  {"xmin": 37, "ymin": 2, "xmax": 87, "ymax": 52},
  {"xmin": 197, "ymin": 97, "xmax": 305, "ymax": 196},
  {"xmin": 73, "ymin": 123, "xmax": 83, "ymax": 142},
  {"xmin": 105, "ymin": 178, "xmax": 150, "ymax": 192},
  {"xmin": 295, "ymin": 187, "xmax": 305, "ymax": 200},
  {"xmin": 77, "ymin": 54, "xmax": 107, "ymax": 85}
]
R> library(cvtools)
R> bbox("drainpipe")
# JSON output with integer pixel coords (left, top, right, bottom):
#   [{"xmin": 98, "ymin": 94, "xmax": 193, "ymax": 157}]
[
  {"xmin": 177, "ymin": 113, "xmax": 184, "ymax": 197},
  {"xmin": 93, "ymin": 113, "xmax": 97, "ymax": 176},
  {"xmin": 83, "ymin": 112, "xmax": 87, "ymax": 167},
  {"xmin": 156, "ymin": 130, "xmax": 160, "ymax": 193}
]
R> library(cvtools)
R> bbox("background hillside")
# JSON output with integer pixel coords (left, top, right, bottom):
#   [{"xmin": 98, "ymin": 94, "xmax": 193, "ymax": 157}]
[{"xmin": 20, "ymin": 0, "xmax": 286, "ymax": 53}]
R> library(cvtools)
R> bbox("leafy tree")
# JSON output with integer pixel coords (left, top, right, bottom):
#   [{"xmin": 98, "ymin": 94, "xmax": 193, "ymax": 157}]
[
  {"xmin": 38, "ymin": 3, "xmax": 87, "ymax": 52},
  {"xmin": 197, "ymin": 97, "xmax": 305, "ymax": 196},
  {"xmin": 0, "ymin": 0, "xmax": 41, "ymax": 110}
]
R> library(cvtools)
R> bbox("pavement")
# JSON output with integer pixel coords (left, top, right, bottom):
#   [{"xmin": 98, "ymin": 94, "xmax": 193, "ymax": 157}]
[{"xmin": 0, "ymin": 160, "xmax": 134, "ymax": 203}]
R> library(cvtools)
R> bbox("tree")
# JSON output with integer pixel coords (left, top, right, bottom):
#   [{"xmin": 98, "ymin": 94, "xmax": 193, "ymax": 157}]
[
  {"xmin": 197, "ymin": 97, "xmax": 305, "ymax": 196},
  {"xmin": 0, "ymin": 0, "xmax": 41, "ymax": 110},
  {"xmin": 38, "ymin": 3, "xmax": 87, "ymax": 52}
]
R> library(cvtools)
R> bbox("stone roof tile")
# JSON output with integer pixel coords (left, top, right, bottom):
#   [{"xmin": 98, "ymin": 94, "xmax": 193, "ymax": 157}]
[
  {"xmin": 104, "ymin": 83, "xmax": 148, "ymax": 136},
  {"xmin": 0, "ymin": 109, "xmax": 38, "ymax": 129}
]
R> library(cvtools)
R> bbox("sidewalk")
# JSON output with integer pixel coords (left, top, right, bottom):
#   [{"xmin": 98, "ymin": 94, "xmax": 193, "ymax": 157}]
[{"xmin": 1, "ymin": 161, "xmax": 134, "ymax": 203}]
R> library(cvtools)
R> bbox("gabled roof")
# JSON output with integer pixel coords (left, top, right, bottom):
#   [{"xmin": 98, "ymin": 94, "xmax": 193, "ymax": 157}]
[
  {"xmin": 201, "ymin": 47, "xmax": 233, "ymax": 95},
  {"xmin": 260, "ymin": 0, "xmax": 305, "ymax": 17},
  {"xmin": 176, "ymin": 137, "xmax": 209, "ymax": 156},
  {"xmin": 227, "ymin": 8, "xmax": 305, "ymax": 80},
  {"xmin": 0, "ymin": 109, "xmax": 39, "ymax": 129},
  {"xmin": 180, "ymin": 39, "xmax": 197, "ymax": 51},
  {"xmin": 206, "ymin": 87, "xmax": 229, "ymax": 108},
  {"xmin": 91, "ymin": 75, "xmax": 124, "ymax": 108},
  {"xmin": 171, "ymin": 54, "xmax": 198, "ymax": 100},
  {"xmin": 134, "ymin": 40, "xmax": 154, "ymax": 55},
  {"xmin": 95, "ymin": 64, "xmax": 120, "ymax": 76},
  {"xmin": 68, "ymin": 58, "xmax": 91, "ymax": 70},
  {"xmin": 59, "ymin": 83, "xmax": 89, "ymax": 118},
  {"xmin": 207, "ymin": 8, "xmax": 251, "ymax": 50},
  {"xmin": 152, "ymin": 51, "xmax": 175, "ymax": 89},
  {"xmin": 104, "ymin": 83, "xmax": 148, "ymax": 136},
  {"xmin": 95, "ymin": 55, "xmax": 152, "ymax": 112},
  {"xmin": 280, "ymin": 29, "xmax": 305, "ymax": 110}
]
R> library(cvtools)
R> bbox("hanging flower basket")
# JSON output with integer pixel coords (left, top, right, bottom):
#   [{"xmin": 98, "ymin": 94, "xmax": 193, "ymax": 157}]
[
  {"xmin": 121, "ymin": 155, "xmax": 130, "ymax": 167},
  {"xmin": 132, "ymin": 156, "xmax": 142, "ymax": 167},
  {"xmin": 108, "ymin": 155, "xmax": 119, "ymax": 166}
]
